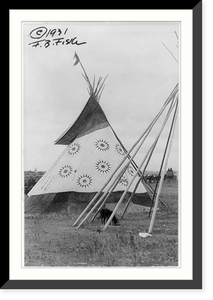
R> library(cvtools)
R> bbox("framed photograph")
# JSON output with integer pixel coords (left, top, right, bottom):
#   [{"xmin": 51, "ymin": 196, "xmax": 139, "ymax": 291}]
[{"xmin": 6, "ymin": 3, "xmax": 202, "ymax": 289}]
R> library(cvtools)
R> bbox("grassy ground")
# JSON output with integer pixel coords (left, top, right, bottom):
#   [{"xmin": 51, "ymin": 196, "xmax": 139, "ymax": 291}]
[{"xmin": 24, "ymin": 181, "xmax": 178, "ymax": 267}]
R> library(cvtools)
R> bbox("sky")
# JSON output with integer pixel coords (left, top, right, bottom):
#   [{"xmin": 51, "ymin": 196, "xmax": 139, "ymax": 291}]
[{"xmin": 23, "ymin": 21, "xmax": 179, "ymax": 172}]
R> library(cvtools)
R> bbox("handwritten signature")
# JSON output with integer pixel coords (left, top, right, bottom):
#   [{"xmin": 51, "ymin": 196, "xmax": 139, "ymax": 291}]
[{"xmin": 28, "ymin": 26, "xmax": 86, "ymax": 48}]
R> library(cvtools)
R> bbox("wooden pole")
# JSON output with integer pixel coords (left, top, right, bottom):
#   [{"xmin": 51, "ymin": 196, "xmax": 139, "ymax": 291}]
[
  {"xmin": 72, "ymin": 164, "xmax": 127, "ymax": 227},
  {"xmin": 147, "ymin": 95, "xmax": 177, "ymax": 217},
  {"xmin": 76, "ymin": 97, "xmax": 173, "ymax": 229},
  {"xmin": 147, "ymin": 120, "xmax": 175, "ymax": 218},
  {"xmin": 79, "ymin": 61, "xmax": 93, "ymax": 95},
  {"xmin": 148, "ymin": 97, "xmax": 178, "ymax": 234},
  {"xmin": 73, "ymin": 86, "xmax": 178, "ymax": 227},
  {"xmin": 89, "ymin": 159, "xmax": 133, "ymax": 223},
  {"xmin": 79, "ymin": 127, "xmax": 161, "ymax": 226},
  {"xmin": 102, "ymin": 97, "xmax": 178, "ymax": 231},
  {"xmin": 76, "ymin": 166, "xmax": 126, "ymax": 228},
  {"xmin": 120, "ymin": 177, "xmax": 141, "ymax": 219},
  {"xmin": 120, "ymin": 136, "xmax": 162, "ymax": 220}
]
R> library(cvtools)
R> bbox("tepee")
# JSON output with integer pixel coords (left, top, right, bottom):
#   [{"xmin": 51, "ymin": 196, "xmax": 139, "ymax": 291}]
[{"xmin": 25, "ymin": 57, "xmax": 151, "ymax": 214}]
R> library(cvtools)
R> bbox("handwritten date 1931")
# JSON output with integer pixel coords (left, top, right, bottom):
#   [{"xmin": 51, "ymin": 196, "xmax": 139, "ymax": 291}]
[{"xmin": 30, "ymin": 26, "xmax": 68, "ymax": 39}]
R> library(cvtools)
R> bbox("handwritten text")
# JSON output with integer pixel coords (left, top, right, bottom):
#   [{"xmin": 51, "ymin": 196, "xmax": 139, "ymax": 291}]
[{"xmin": 29, "ymin": 26, "xmax": 86, "ymax": 48}]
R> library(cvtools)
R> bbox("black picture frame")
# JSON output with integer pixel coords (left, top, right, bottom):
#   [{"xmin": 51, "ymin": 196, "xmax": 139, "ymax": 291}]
[{"xmin": 5, "ymin": 2, "xmax": 202, "ymax": 289}]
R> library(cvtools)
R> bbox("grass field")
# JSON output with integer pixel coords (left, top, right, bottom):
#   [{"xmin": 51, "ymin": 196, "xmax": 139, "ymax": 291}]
[{"xmin": 24, "ymin": 181, "xmax": 178, "ymax": 267}]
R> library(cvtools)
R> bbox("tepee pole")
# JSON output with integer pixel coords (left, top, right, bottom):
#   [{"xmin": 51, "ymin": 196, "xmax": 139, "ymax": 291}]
[
  {"xmin": 120, "ymin": 163, "xmax": 169, "ymax": 220},
  {"xmin": 73, "ymin": 85, "xmax": 178, "ymax": 227},
  {"xmin": 76, "ymin": 166, "xmax": 127, "ymax": 228},
  {"xmin": 119, "ymin": 135, "xmax": 163, "ymax": 220},
  {"xmin": 102, "ymin": 97, "xmax": 178, "ymax": 231},
  {"xmin": 111, "ymin": 127, "xmax": 165, "ymax": 207},
  {"xmin": 147, "ymin": 93, "xmax": 178, "ymax": 218},
  {"xmin": 73, "ymin": 162, "xmax": 127, "ymax": 227},
  {"xmin": 74, "ymin": 93, "xmax": 176, "ymax": 228},
  {"xmin": 73, "ymin": 52, "xmax": 108, "ymax": 102},
  {"xmin": 73, "ymin": 52, "xmax": 93, "ymax": 95},
  {"xmin": 120, "ymin": 177, "xmax": 142, "ymax": 219},
  {"xmin": 148, "ymin": 96, "xmax": 178, "ymax": 234},
  {"xmin": 91, "ymin": 129, "xmax": 166, "ymax": 222},
  {"xmin": 120, "ymin": 127, "xmax": 169, "ymax": 221},
  {"xmin": 147, "ymin": 135, "xmax": 173, "ymax": 217},
  {"xmin": 89, "ymin": 168, "xmax": 128, "ymax": 223},
  {"xmin": 76, "ymin": 125, "xmax": 155, "ymax": 228}
]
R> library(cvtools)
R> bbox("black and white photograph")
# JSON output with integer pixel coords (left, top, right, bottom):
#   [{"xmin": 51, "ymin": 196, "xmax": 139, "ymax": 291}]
[{"xmin": 23, "ymin": 21, "xmax": 179, "ymax": 267}]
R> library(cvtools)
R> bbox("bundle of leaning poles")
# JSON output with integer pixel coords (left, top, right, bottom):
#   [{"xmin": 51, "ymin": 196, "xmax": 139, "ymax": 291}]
[{"xmin": 73, "ymin": 83, "xmax": 179, "ymax": 233}]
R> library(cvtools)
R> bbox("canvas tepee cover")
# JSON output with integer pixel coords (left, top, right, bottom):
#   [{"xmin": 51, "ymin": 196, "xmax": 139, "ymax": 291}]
[{"xmin": 25, "ymin": 94, "xmax": 151, "ymax": 213}]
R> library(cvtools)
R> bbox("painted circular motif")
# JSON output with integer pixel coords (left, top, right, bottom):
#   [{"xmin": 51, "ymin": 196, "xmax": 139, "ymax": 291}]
[
  {"xmin": 127, "ymin": 165, "xmax": 135, "ymax": 176},
  {"xmin": 68, "ymin": 143, "xmax": 80, "ymax": 156},
  {"xmin": 95, "ymin": 160, "xmax": 111, "ymax": 174},
  {"xmin": 95, "ymin": 139, "xmax": 110, "ymax": 152},
  {"xmin": 115, "ymin": 144, "xmax": 125, "ymax": 156},
  {"xmin": 77, "ymin": 174, "xmax": 93, "ymax": 188},
  {"xmin": 58, "ymin": 165, "xmax": 73, "ymax": 178},
  {"xmin": 119, "ymin": 176, "xmax": 129, "ymax": 187}
]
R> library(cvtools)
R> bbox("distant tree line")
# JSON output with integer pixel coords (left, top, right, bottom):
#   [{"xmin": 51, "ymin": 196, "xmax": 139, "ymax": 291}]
[{"xmin": 24, "ymin": 171, "xmax": 45, "ymax": 195}]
